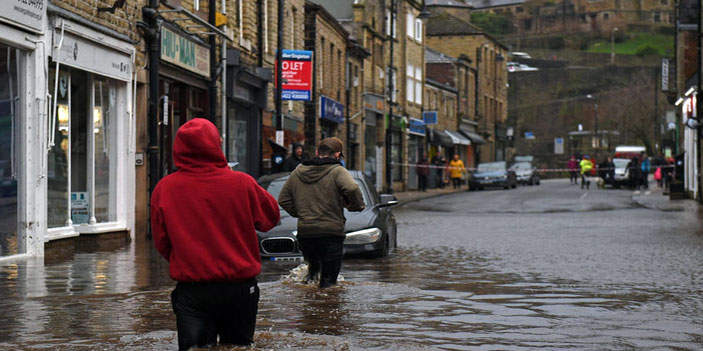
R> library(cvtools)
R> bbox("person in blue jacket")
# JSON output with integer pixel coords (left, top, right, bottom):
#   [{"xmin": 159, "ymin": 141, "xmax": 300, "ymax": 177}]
[{"xmin": 640, "ymin": 152, "xmax": 650, "ymax": 190}]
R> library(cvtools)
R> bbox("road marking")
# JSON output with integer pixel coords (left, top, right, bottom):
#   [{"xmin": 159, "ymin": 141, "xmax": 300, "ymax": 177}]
[{"xmin": 580, "ymin": 192, "xmax": 588, "ymax": 200}]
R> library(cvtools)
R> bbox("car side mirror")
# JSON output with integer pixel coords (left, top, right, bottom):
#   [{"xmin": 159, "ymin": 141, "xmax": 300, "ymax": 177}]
[{"xmin": 378, "ymin": 194, "xmax": 399, "ymax": 207}]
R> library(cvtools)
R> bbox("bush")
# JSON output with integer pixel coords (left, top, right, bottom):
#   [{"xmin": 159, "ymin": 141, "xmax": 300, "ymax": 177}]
[{"xmin": 635, "ymin": 45, "xmax": 659, "ymax": 57}]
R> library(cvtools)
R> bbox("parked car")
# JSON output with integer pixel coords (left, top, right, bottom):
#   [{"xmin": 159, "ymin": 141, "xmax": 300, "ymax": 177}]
[
  {"xmin": 507, "ymin": 62, "xmax": 538, "ymax": 72},
  {"xmin": 612, "ymin": 158, "xmax": 630, "ymax": 188},
  {"xmin": 256, "ymin": 171, "xmax": 398, "ymax": 260},
  {"xmin": 469, "ymin": 161, "xmax": 517, "ymax": 190},
  {"xmin": 511, "ymin": 161, "xmax": 540, "ymax": 185}
]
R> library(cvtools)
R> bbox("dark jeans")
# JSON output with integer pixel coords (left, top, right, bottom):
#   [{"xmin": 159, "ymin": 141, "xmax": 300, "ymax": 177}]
[
  {"xmin": 436, "ymin": 171, "xmax": 444, "ymax": 188},
  {"xmin": 171, "ymin": 279, "xmax": 259, "ymax": 351},
  {"xmin": 298, "ymin": 236, "xmax": 345, "ymax": 288},
  {"xmin": 570, "ymin": 171, "xmax": 578, "ymax": 184},
  {"xmin": 452, "ymin": 177, "xmax": 461, "ymax": 189},
  {"xmin": 418, "ymin": 174, "xmax": 428, "ymax": 191},
  {"xmin": 641, "ymin": 171, "xmax": 649, "ymax": 189}
]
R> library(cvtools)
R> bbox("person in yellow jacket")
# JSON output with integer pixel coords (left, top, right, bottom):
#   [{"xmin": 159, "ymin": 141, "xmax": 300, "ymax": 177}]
[
  {"xmin": 579, "ymin": 155, "xmax": 594, "ymax": 189},
  {"xmin": 448, "ymin": 154, "xmax": 466, "ymax": 189}
]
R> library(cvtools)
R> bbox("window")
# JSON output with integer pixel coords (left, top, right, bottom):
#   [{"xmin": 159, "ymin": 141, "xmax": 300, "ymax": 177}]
[
  {"xmin": 414, "ymin": 66, "xmax": 422, "ymax": 104},
  {"xmin": 194, "ymin": 0, "xmax": 200, "ymax": 11},
  {"xmin": 407, "ymin": 13, "xmax": 414, "ymax": 37},
  {"xmin": 48, "ymin": 67, "xmax": 120, "ymax": 227},
  {"xmin": 406, "ymin": 65, "xmax": 422, "ymax": 104},
  {"xmin": 386, "ymin": 10, "xmax": 396, "ymax": 38},
  {"xmin": 406, "ymin": 65, "xmax": 414, "ymax": 102},
  {"xmin": 0, "ymin": 44, "xmax": 20, "ymax": 256},
  {"xmin": 264, "ymin": 0, "xmax": 269, "ymax": 53},
  {"xmin": 319, "ymin": 37, "xmax": 325, "ymax": 90},
  {"xmin": 414, "ymin": 18, "xmax": 422, "ymax": 42},
  {"xmin": 391, "ymin": 68, "xmax": 397, "ymax": 103}
]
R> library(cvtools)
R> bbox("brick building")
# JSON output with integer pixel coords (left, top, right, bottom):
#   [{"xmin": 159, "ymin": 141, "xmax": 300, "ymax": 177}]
[{"xmin": 426, "ymin": 11, "xmax": 509, "ymax": 162}]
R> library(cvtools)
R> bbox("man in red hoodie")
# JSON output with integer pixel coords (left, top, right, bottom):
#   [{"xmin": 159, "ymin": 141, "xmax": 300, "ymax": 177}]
[{"xmin": 150, "ymin": 118, "xmax": 280, "ymax": 351}]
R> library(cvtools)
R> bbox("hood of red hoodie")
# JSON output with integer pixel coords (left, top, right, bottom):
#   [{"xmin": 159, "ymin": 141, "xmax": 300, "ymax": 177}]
[{"xmin": 173, "ymin": 118, "xmax": 227, "ymax": 172}]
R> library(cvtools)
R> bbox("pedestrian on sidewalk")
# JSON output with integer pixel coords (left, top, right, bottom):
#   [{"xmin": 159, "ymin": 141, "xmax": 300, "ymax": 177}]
[
  {"xmin": 150, "ymin": 118, "xmax": 280, "ymax": 351},
  {"xmin": 579, "ymin": 155, "xmax": 593, "ymax": 189},
  {"xmin": 283, "ymin": 143, "xmax": 308, "ymax": 172},
  {"xmin": 567, "ymin": 155, "xmax": 579, "ymax": 185},
  {"xmin": 278, "ymin": 137, "xmax": 365, "ymax": 288},
  {"xmin": 448, "ymin": 154, "xmax": 466, "ymax": 190},
  {"xmin": 416, "ymin": 154, "xmax": 430, "ymax": 192},
  {"xmin": 640, "ymin": 152, "xmax": 650, "ymax": 190}
]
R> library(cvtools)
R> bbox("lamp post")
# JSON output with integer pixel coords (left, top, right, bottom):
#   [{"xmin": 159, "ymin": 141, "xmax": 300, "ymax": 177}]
[
  {"xmin": 385, "ymin": 0, "xmax": 396, "ymax": 194},
  {"xmin": 586, "ymin": 94, "xmax": 598, "ymax": 158},
  {"xmin": 610, "ymin": 27, "xmax": 618, "ymax": 65}
]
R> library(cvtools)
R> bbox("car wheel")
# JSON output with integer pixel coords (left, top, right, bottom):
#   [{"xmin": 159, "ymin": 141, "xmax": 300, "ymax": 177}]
[{"xmin": 372, "ymin": 234, "xmax": 390, "ymax": 258}]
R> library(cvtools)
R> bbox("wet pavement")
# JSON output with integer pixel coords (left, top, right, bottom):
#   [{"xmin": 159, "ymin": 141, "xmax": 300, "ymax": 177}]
[{"xmin": 1, "ymin": 179, "xmax": 702, "ymax": 350}]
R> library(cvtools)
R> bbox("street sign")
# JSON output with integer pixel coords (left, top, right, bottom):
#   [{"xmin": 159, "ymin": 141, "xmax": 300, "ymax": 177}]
[
  {"xmin": 525, "ymin": 131, "xmax": 535, "ymax": 139},
  {"xmin": 661, "ymin": 59, "xmax": 669, "ymax": 92},
  {"xmin": 554, "ymin": 137, "xmax": 564, "ymax": 154},
  {"xmin": 276, "ymin": 50, "xmax": 313, "ymax": 101},
  {"xmin": 276, "ymin": 130, "xmax": 284, "ymax": 147}
]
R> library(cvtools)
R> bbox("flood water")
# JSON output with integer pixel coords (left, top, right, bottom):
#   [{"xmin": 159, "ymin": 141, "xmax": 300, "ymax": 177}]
[{"xmin": 1, "ymin": 183, "xmax": 703, "ymax": 350}]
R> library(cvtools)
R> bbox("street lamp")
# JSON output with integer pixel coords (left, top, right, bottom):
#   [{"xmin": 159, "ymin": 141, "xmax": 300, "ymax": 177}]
[
  {"xmin": 586, "ymin": 94, "xmax": 598, "ymax": 158},
  {"xmin": 610, "ymin": 27, "xmax": 619, "ymax": 65}
]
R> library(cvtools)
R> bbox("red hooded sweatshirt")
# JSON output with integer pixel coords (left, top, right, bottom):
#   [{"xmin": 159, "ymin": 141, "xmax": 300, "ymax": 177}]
[{"xmin": 150, "ymin": 118, "xmax": 280, "ymax": 282}]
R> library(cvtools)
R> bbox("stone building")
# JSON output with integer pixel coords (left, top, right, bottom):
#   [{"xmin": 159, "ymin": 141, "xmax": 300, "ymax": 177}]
[
  {"xmin": 426, "ymin": 11, "xmax": 509, "ymax": 162},
  {"xmin": 304, "ymin": 2, "xmax": 349, "ymax": 153},
  {"xmin": 0, "ymin": 0, "xmax": 141, "ymax": 261}
]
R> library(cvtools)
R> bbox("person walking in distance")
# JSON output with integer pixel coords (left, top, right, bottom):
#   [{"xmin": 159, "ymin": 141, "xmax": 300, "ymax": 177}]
[
  {"xmin": 150, "ymin": 118, "xmax": 280, "ymax": 351},
  {"xmin": 640, "ymin": 152, "xmax": 651, "ymax": 191},
  {"xmin": 283, "ymin": 143, "xmax": 308, "ymax": 172},
  {"xmin": 448, "ymin": 154, "xmax": 466, "ymax": 189},
  {"xmin": 579, "ymin": 155, "xmax": 593, "ymax": 189},
  {"xmin": 416, "ymin": 153, "xmax": 430, "ymax": 192},
  {"xmin": 278, "ymin": 137, "xmax": 366, "ymax": 288},
  {"xmin": 567, "ymin": 155, "xmax": 579, "ymax": 185}
]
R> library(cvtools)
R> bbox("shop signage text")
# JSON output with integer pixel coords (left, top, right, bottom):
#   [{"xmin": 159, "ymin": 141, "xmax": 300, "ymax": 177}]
[
  {"xmin": 0, "ymin": 0, "xmax": 46, "ymax": 33},
  {"xmin": 276, "ymin": 50, "xmax": 313, "ymax": 101},
  {"xmin": 53, "ymin": 32, "xmax": 132, "ymax": 82},
  {"xmin": 161, "ymin": 26, "xmax": 210, "ymax": 78},
  {"xmin": 408, "ymin": 118, "xmax": 426, "ymax": 136},
  {"xmin": 320, "ymin": 95, "xmax": 344, "ymax": 124},
  {"xmin": 422, "ymin": 111, "xmax": 438, "ymax": 125}
]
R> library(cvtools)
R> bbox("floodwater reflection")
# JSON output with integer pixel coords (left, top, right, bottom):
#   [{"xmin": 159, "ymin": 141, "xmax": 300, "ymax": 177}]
[{"xmin": 0, "ymin": 225, "xmax": 702, "ymax": 350}]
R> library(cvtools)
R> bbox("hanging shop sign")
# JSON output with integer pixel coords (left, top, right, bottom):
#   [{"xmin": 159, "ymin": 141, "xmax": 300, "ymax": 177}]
[
  {"xmin": 408, "ymin": 118, "xmax": 426, "ymax": 136},
  {"xmin": 276, "ymin": 50, "xmax": 313, "ymax": 101},
  {"xmin": 320, "ymin": 95, "xmax": 344, "ymax": 124},
  {"xmin": 161, "ymin": 25, "xmax": 210, "ymax": 78},
  {"xmin": 422, "ymin": 111, "xmax": 438, "ymax": 125},
  {"xmin": 0, "ymin": 0, "xmax": 46, "ymax": 33},
  {"xmin": 53, "ymin": 31, "xmax": 132, "ymax": 82}
]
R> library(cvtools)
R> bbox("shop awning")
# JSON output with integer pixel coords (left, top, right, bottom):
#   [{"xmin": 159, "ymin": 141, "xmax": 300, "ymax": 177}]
[
  {"xmin": 445, "ymin": 130, "xmax": 471, "ymax": 145},
  {"xmin": 460, "ymin": 128, "xmax": 486, "ymax": 145},
  {"xmin": 428, "ymin": 128, "xmax": 453, "ymax": 147}
]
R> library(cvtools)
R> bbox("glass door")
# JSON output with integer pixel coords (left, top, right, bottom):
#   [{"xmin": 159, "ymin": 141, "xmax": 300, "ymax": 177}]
[{"xmin": 0, "ymin": 45, "xmax": 20, "ymax": 256}]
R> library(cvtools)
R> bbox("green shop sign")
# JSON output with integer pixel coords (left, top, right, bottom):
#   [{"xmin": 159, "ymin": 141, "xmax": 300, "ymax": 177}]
[{"xmin": 160, "ymin": 26, "xmax": 210, "ymax": 78}]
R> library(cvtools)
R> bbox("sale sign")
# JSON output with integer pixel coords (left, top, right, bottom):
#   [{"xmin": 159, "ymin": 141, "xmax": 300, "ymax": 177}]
[{"xmin": 276, "ymin": 50, "xmax": 313, "ymax": 101}]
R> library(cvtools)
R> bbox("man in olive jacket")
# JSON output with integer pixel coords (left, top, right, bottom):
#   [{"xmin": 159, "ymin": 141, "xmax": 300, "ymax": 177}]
[{"xmin": 278, "ymin": 137, "xmax": 365, "ymax": 288}]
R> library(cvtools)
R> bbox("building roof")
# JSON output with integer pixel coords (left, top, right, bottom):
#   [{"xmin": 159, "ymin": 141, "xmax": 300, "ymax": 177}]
[
  {"xmin": 425, "ymin": 47, "xmax": 456, "ymax": 63},
  {"xmin": 470, "ymin": 0, "xmax": 525, "ymax": 9},
  {"xmin": 306, "ymin": 0, "xmax": 353, "ymax": 20},
  {"xmin": 426, "ymin": 0, "xmax": 472, "ymax": 7},
  {"xmin": 426, "ymin": 12, "xmax": 483, "ymax": 36}
]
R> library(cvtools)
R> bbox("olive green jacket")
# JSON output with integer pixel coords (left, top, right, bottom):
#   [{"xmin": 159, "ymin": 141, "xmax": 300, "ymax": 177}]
[{"xmin": 277, "ymin": 158, "xmax": 365, "ymax": 238}]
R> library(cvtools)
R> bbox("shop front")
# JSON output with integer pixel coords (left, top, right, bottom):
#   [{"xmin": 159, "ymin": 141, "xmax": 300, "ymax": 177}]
[
  {"xmin": 445, "ymin": 130, "xmax": 471, "ymax": 172},
  {"xmin": 158, "ymin": 23, "xmax": 210, "ymax": 176},
  {"xmin": 45, "ymin": 15, "xmax": 136, "ymax": 249},
  {"xmin": 320, "ymin": 95, "xmax": 344, "ymax": 140},
  {"xmin": 363, "ymin": 94, "xmax": 386, "ymax": 190},
  {"xmin": 225, "ymin": 49, "xmax": 270, "ymax": 177},
  {"xmin": 407, "ymin": 118, "xmax": 426, "ymax": 190},
  {"xmin": 427, "ymin": 128, "xmax": 453, "ymax": 188},
  {"xmin": 0, "ymin": 0, "xmax": 47, "ymax": 259},
  {"xmin": 460, "ymin": 121, "xmax": 485, "ymax": 167}
]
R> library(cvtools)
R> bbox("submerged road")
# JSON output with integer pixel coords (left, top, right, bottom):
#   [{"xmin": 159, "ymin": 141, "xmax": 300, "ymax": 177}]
[{"xmin": 1, "ymin": 179, "xmax": 702, "ymax": 350}]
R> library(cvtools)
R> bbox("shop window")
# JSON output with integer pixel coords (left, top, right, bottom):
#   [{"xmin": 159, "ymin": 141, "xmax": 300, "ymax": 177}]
[
  {"xmin": 48, "ymin": 66, "xmax": 119, "ymax": 227},
  {"xmin": 0, "ymin": 45, "xmax": 21, "ymax": 256}
]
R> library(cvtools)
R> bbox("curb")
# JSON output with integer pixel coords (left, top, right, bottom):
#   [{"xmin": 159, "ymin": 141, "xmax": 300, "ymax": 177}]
[{"xmin": 395, "ymin": 188, "xmax": 466, "ymax": 206}]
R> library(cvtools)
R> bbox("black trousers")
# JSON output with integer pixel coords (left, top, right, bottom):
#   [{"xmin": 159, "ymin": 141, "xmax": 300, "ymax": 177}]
[
  {"xmin": 171, "ymin": 279, "xmax": 259, "ymax": 351},
  {"xmin": 418, "ymin": 174, "xmax": 428, "ymax": 191},
  {"xmin": 570, "ymin": 171, "xmax": 578, "ymax": 183},
  {"xmin": 452, "ymin": 177, "xmax": 461, "ymax": 189},
  {"xmin": 298, "ymin": 236, "xmax": 345, "ymax": 288}
]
